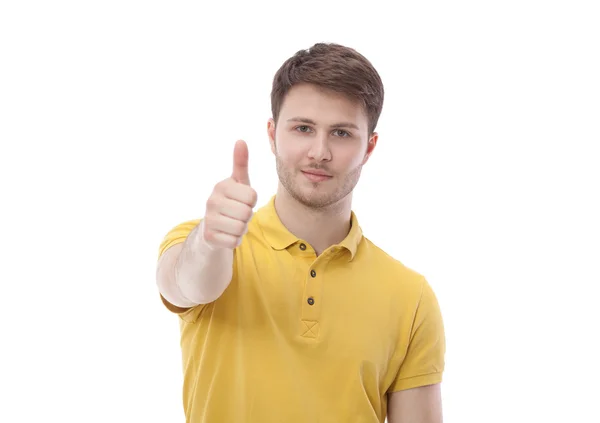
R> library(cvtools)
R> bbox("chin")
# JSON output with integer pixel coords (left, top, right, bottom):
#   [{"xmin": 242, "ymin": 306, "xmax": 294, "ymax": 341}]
[{"xmin": 294, "ymin": 187, "xmax": 342, "ymax": 209}]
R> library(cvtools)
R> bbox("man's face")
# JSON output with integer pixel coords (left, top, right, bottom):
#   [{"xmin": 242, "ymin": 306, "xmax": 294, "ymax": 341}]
[{"xmin": 268, "ymin": 83, "xmax": 378, "ymax": 209}]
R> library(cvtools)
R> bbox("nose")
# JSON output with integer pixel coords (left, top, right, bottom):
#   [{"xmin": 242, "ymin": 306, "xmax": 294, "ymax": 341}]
[{"xmin": 307, "ymin": 134, "xmax": 332, "ymax": 162}]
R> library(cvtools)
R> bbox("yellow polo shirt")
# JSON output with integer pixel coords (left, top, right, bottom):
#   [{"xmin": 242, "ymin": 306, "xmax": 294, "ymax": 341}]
[{"xmin": 158, "ymin": 195, "xmax": 445, "ymax": 423}]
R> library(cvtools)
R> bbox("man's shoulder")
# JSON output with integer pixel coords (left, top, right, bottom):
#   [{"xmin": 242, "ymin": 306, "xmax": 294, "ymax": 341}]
[
  {"xmin": 359, "ymin": 236, "xmax": 427, "ymax": 291},
  {"xmin": 360, "ymin": 236, "xmax": 423, "ymax": 274}
]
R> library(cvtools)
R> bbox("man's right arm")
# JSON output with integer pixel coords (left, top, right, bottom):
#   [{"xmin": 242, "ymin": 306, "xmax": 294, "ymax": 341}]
[
  {"xmin": 155, "ymin": 139, "xmax": 256, "ymax": 310},
  {"xmin": 156, "ymin": 220, "xmax": 234, "ymax": 309}
]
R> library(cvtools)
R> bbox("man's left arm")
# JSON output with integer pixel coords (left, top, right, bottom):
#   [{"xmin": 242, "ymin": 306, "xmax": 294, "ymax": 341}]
[
  {"xmin": 387, "ymin": 383, "xmax": 442, "ymax": 423},
  {"xmin": 387, "ymin": 276, "xmax": 446, "ymax": 423}
]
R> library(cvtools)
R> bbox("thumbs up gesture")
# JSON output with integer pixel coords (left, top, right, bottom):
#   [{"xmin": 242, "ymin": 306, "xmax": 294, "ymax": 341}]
[{"xmin": 202, "ymin": 140, "xmax": 258, "ymax": 249}]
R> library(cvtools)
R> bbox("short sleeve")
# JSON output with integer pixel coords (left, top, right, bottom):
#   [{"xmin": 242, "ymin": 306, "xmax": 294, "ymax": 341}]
[
  {"xmin": 388, "ymin": 277, "xmax": 446, "ymax": 392},
  {"xmin": 157, "ymin": 219, "xmax": 202, "ymax": 259}
]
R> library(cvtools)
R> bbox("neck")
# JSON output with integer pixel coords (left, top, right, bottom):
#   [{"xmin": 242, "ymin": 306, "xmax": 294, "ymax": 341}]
[{"xmin": 274, "ymin": 185, "xmax": 352, "ymax": 256}]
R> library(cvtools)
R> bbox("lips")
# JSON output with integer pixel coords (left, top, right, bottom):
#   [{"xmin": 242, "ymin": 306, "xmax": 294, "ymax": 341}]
[
  {"xmin": 302, "ymin": 170, "xmax": 332, "ymax": 182},
  {"xmin": 303, "ymin": 170, "xmax": 331, "ymax": 177}
]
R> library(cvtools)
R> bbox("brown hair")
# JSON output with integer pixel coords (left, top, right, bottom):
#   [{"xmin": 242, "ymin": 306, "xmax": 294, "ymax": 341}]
[{"xmin": 270, "ymin": 43, "xmax": 384, "ymax": 135}]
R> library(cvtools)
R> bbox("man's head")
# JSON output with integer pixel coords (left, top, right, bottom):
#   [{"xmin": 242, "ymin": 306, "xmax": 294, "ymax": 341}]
[{"xmin": 268, "ymin": 43, "xmax": 384, "ymax": 209}]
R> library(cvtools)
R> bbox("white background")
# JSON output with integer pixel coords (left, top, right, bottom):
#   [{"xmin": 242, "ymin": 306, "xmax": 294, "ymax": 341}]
[{"xmin": 1, "ymin": 1, "xmax": 599, "ymax": 422}]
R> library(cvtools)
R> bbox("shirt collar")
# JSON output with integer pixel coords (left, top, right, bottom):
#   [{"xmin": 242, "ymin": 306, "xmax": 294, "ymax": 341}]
[{"xmin": 255, "ymin": 195, "xmax": 363, "ymax": 260}]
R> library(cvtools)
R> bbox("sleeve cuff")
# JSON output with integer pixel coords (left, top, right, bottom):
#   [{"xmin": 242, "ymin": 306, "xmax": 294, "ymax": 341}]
[
  {"xmin": 160, "ymin": 293, "xmax": 193, "ymax": 314},
  {"xmin": 388, "ymin": 372, "xmax": 443, "ymax": 393}
]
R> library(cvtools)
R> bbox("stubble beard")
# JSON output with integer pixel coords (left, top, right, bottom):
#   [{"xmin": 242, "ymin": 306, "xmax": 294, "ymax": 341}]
[{"xmin": 275, "ymin": 152, "xmax": 363, "ymax": 210}]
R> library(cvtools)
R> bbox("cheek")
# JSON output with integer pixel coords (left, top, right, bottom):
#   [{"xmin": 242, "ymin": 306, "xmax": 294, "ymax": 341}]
[
  {"xmin": 276, "ymin": 139, "xmax": 305, "ymax": 162},
  {"xmin": 336, "ymin": 147, "xmax": 365, "ymax": 169}
]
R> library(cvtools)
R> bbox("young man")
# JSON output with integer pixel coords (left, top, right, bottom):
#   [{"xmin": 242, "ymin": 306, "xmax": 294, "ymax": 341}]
[{"xmin": 156, "ymin": 43, "xmax": 445, "ymax": 423}]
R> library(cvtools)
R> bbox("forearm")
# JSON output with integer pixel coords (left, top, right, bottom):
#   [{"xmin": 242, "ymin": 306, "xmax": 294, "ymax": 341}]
[{"xmin": 175, "ymin": 220, "xmax": 234, "ymax": 304}]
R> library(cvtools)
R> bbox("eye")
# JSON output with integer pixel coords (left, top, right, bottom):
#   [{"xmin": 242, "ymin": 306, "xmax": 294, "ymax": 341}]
[
  {"xmin": 333, "ymin": 129, "xmax": 351, "ymax": 137},
  {"xmin": 295, "ymin": 125, "xmax": 312, "ymax": 133}
]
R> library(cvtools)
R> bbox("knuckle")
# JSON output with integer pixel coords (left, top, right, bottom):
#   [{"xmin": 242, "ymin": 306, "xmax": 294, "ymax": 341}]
[
  {"xmin": 213, "ymin": 180, "xmax": 229, "ymax": 198},
  {"xmin": 215, "ymin": 179, "xmax": 229, "ymax": 190},
  {"xmin": 222, "ymin": 235, "xmax": 236, "ymax": 249},
  {"xmin": 203, "ymin": 230, "xmax": 215, "ymax": 242},
  {"xmin": 203, "ymin": 215, "xmax": 214, "ymax": 228},
  {"xmin": 206, "ymin": 195, "xmax": 218, "ymax": 210},
  {"xmin": 237, "ymin": 220, "xmax": 247, "ymax": 235}
]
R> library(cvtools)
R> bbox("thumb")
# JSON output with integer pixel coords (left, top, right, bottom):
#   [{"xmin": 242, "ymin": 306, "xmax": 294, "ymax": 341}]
[{"xmin": 232, "ymin": 139, "xmax": 250, "ymax": 185}]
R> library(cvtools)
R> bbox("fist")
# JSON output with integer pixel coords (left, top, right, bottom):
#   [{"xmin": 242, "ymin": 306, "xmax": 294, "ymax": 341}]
[{"xmin": 202, "ymin": 140, "xmax": 258, "ymax": 249}]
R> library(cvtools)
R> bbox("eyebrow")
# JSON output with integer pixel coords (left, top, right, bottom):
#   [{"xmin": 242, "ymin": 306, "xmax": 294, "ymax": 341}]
[{"xmin": 287, "ymin": 117, "xmax": 360, "ymax": 130}]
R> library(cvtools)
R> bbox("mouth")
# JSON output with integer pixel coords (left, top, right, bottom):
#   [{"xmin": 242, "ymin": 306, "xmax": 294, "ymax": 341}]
[{"xmin": 301, "ymin": 170, "xmax": 333, "ymax": 182}]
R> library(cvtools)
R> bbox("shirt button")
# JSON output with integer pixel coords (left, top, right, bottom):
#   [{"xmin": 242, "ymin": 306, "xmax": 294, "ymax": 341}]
[
  {"xmin": 307, "ymin": 297, "xmax": 315, "ymax": 305},
  {"xmin": 299, "ymin": 243, "xmax": 307, "ymax": 251},
  {"xmin": 310, "ymin": 270, "xmax": 316, "ymax": 277}
]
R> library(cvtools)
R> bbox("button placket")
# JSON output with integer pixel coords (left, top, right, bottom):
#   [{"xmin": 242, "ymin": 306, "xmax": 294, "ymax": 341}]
[{"xmin": 300, "ymin": 263, "xmax": 323, "ymax": 338}]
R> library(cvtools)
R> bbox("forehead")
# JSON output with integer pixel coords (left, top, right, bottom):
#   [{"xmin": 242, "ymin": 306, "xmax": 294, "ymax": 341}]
[{"xmin": 279, "ymin": 83, "xmax": 367, "ymax": 127}]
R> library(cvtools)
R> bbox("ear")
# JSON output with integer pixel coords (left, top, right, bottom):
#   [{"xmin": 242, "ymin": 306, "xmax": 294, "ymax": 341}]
[
  {"xmin": 362, "ymin": 132, "xmax": 378, "ymax": 165},
  {"xmin": 267, "ymin": 118, "xmax": 277, "ymax": 154}
]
